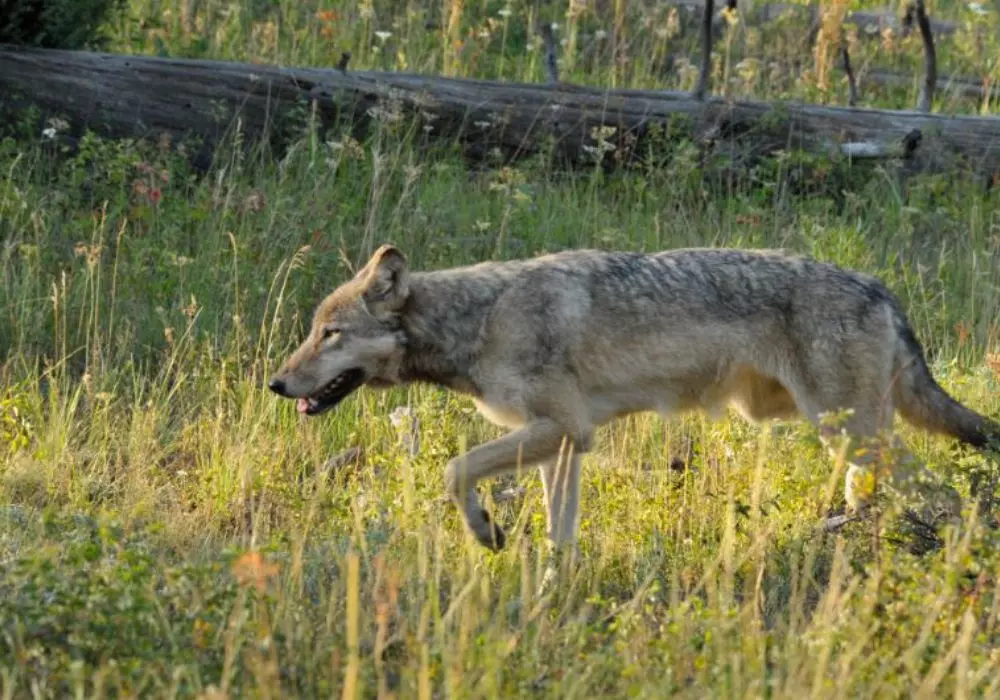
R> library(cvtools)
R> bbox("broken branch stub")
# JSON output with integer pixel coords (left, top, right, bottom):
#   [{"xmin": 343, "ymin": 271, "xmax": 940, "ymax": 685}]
[
  {"xmin": 693, "ymin": 0, "xmax": 716, "ymax": 100},
  {"xmin": 912, "ymin": 0, "xmax": 937, "ymax": 113}
]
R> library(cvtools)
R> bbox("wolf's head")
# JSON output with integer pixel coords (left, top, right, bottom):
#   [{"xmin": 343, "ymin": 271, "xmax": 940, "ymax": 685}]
[{"xmin": 268, "ymin": 244, "xmax": 409, "ymax": 416}]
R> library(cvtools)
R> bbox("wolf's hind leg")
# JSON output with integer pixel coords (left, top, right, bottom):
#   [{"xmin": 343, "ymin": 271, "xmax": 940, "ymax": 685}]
[
  {"xmin": 827, "ymin": 431, "xmax": 963, "ymax": 526},
  {"xmin": 444, "ymin": 418, "xmax": 572, "ymax": 551},
  {"xmin": 812, "ymin": 401, "xmax": 962, "ymax": 525}
]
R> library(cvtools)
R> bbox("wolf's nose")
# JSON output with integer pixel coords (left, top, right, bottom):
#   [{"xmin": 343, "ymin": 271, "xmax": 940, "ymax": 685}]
[{"xmin": 268, "ymin": 378, "xmax": 288, "ymax": 397}]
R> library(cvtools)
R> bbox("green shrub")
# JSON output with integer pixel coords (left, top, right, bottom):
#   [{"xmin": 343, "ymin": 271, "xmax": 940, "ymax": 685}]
[{"xmin": 0, "ymin": 0, "xmax": 126, "ymax": 49}]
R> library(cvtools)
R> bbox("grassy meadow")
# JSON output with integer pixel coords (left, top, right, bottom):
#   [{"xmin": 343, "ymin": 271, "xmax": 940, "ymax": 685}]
[{"xmin": 4, "ymin": 0, "xmax": 1000, "ymax": 696}]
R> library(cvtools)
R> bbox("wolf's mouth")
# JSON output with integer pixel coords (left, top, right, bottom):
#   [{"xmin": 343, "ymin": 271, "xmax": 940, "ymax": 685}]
[{"xmin": 296, "ymin": 368, "xmax": 366, "ymax": 416}]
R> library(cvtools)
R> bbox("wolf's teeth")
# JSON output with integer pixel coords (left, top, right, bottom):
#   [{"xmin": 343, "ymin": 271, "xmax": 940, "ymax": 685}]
[{"xmin": 311, "ymin": 370, "xmax": 359, "ymax": 405}]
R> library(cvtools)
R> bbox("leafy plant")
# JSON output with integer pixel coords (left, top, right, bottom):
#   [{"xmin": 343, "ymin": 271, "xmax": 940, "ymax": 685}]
[{"xmin": 0, "ymin": 0, "xmax": 127, "ymax": 49}]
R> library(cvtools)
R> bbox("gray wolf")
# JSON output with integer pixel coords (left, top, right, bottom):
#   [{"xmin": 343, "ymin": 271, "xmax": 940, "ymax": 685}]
[{"xmin": 268, "ymin": 244, "xmax": 999, "ymax": 552}]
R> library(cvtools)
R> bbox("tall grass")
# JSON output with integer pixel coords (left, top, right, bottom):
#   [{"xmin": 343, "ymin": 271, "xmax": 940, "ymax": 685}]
[
  {"xmin": 3, "ymin": 0, "xmax": 1000, "ymax": 697},
  {"xmin": 111, "ymin": 0, "xmax": 1000, "ymax": 108}
]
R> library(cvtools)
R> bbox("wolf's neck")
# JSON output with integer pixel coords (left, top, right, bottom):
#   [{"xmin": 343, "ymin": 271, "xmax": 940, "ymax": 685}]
[{"xmin": 395, "ymin": 270, "xmax": 508, "ymax": 397}]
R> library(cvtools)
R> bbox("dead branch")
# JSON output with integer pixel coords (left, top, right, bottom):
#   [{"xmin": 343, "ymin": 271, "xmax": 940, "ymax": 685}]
[
  {"xmin": 840, "ymin": 129, "xmax": 920, "ymax": 160},
  {"xmin": 823, "ymin": 512, "xmax": 861, "ymax": 532},
  {"xmin": 694, "ymin": 0, "xmax": 715, "ymax": 99},
  {"xmin": 539, "ymin": 23, "xmax": 560, "ymax": 84},
  {"xmin": 840, "ymin": 40, "xmax": 859, "ymax": 107},
  {"xmin": 865, "ymin": 69, "xmax": 1000, "ymax": 102},
  {"xmin": 322, "ymin": 446, "xmax": 364, "ymax": 473},
  {"xmin": 902, "ymin": 3, "xmax": 916, "ymax": 33},
  {"xmin": 669, "ymin": 1, "xmax": 961, "ymax": 43},
  {"xmin": 846, "ymin": 6, "xmax": 956, "ymax": 38},
  {"xmin": 912, "ymin": 0, "xmax": 937, "ymax": 112}
]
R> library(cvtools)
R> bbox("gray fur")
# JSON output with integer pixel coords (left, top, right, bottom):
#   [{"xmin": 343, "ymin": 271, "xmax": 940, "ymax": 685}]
[{"xmin": 270, "ymin": 245, "xmax": 999, "ymax": 553}]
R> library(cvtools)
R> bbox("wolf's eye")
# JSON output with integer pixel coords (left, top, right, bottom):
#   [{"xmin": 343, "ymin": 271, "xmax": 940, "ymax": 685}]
[{"xmin": 322, "ymin": 326, "xmax": 341, "ymax": 340}]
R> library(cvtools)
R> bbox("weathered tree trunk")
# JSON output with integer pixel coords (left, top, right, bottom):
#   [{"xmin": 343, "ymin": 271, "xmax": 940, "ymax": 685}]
[
  {"xmin": 668, "ymin": 1, "xmax": 962, "ymax": 40},
  {"xmin": 2, "ymin": 45, "xmax": 999, "ymax": 177},
  {"xmin": 864, "ymin": 69, "xmax": 1000, "ymax": 103}
]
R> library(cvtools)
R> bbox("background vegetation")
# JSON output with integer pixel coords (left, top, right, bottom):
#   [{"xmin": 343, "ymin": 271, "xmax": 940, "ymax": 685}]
[
  {"xmin": 3, "ymin": 0, "xmax": 1000, "ymax": 697},
  {"xmin": 0, "ymin": 0, "xmax": 126, "ymax": 48}
]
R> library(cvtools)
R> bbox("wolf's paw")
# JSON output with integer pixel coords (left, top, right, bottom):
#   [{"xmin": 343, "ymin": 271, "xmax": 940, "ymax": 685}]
[
  {"xmin": 473, "ymin": 509, "xmax": 506, "ymax": 551},
  {"xmin": 536, "ymin": 543, "xmax": 580, "ymax": 599}
]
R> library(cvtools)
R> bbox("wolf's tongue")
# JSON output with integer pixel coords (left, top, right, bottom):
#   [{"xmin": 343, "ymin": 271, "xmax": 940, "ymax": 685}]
[{"xmin": 296, "ymin": 398, "xmax": 310, "ymax": 414}]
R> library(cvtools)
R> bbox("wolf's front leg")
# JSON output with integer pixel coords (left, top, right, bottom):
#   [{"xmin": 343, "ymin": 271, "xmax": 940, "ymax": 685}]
[
  {"xmin": 444, "ymin": 418, "xmax": 567, "ymax": 551},
  {"xmin": 536, "ymin": 443, "xmax": 583, "ymax": 596},
  {"xmin": 539, "ymin": 440, "xmax": 582, "ymax": 547}
]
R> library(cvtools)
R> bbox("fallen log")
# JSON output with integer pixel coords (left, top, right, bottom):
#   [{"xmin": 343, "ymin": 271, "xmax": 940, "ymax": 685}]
[
  {"xmin": 2, "ymin": 45, "xmax": 999, "ymax": 178},
  {"xmin": 668, "ymin": 1, "xmax": 963, "ymax": 40},
  {"xmin": 761, "ymin": 5, "xmax": 960, "ymax": 38},
  {"xmin": 864, "ymin": 69, "xmax": 1000, "ymax": 103}
]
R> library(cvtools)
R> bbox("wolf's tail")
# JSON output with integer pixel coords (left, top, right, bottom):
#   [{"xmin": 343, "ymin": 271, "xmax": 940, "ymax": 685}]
[{"xmin": 890, "ymin": 303, "xmax": 1000, "ymax": 449}]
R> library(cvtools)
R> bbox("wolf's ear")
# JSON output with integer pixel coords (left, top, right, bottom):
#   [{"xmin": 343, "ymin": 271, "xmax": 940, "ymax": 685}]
[{"xmin": 359, "ymin": 244, "xmax": 409, "ymax": 313}]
